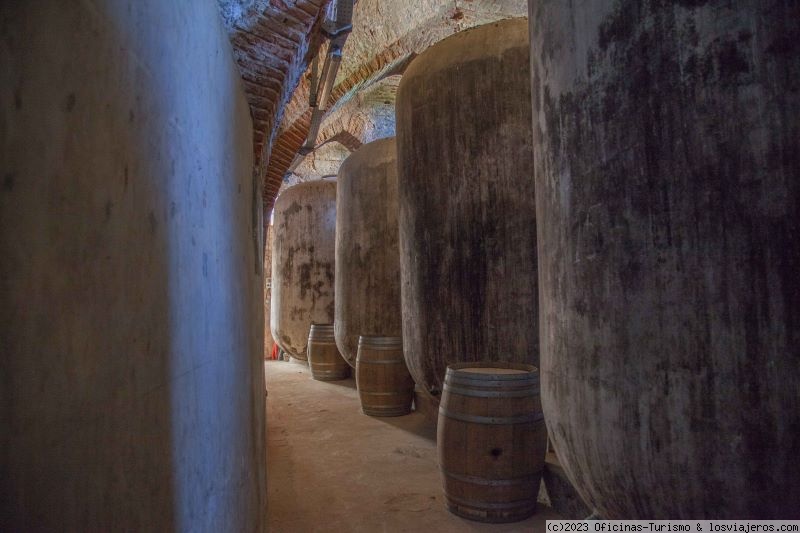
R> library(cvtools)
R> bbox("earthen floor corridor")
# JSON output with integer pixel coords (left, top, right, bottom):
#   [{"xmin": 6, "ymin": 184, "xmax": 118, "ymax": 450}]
[{"xmin": 265, "ymin": 360, "xmax": 560, "ymax": 532}]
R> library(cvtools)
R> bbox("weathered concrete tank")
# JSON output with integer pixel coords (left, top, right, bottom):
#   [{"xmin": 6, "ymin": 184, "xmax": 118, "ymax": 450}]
[
  {"xmin": 529, "ymin": 1, "xmax": 800, "ymax": 519},
  {"xmin": 396, "ymin": 19, "xmax": 538, "ymax": 402},
  {"xmin": 335, "ymin": 138, "xmax": 402, "ymax": 367},
  {"xmin": 270, "ymin": 180, "xmax": 337, "ymax": 360},
  {"xmin": 263, "ymin": 222, "xmax": 275, "ymax": 359}
]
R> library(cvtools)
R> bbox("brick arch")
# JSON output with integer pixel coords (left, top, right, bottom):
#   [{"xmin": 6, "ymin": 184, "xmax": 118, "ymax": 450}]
[
  {"xmin": 285, "ymin": 140, "xmax": 351, "ymax": 187},
  {"xmin": 219, "ymin": 0, "xmax": 334, "ymax": 172},
  {"xmin": 262, "ymin": 43, "xmax": 409, "ymax": 203},
  {"xmin": 280, "ymin": 75, "xmax": 399, "ymax": 190},
  {"xmin": 323, "ymin": 131, "xmax": 362, "ymax": 152},
  {"xmin": 260, "ymin": 1, "xmax": 528, "ymax": 211}
]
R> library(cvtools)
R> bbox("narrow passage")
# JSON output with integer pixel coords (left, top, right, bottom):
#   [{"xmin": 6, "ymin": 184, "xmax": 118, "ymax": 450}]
[{"xmin": 265, "ymin": 360, "xmax": 561, "ymax": 532}]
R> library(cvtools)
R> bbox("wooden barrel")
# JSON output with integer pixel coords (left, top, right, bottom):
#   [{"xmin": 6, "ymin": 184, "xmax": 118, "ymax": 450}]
[
  {"xmin": 307, "ymin": 324, "xmax": 349, "ymax": 381},
  {"xmin": 356, "ymin": 336, "xmax": 413, "ymax": 417},
  {"xmin": 438, "ymin": 362, "xmax": 546, "ymax": 523}
]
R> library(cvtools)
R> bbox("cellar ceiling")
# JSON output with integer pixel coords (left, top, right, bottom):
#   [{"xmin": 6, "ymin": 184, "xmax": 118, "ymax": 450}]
[{"xmin": 218, "ymin": 0, "xmax": 527, "ymax": 209}]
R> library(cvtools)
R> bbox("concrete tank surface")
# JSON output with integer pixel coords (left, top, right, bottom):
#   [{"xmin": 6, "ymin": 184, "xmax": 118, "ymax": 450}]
[
  {"xmin": 271, "ymin": 180, "xmax": 337, "ymax": 360},
  {"xmin": 0, "ymin": 1, "xmax": 267, "ymax": 529},
  {"xmin": 264, "ymin": 222, "xmax": 275, "ymax": 359},
  {"xmin": 335, "ymin": 138, "xmax": 402, "ymax": 367},
  {"xmin": 396, "ymin": 18, "xmax": 538, "ymax": 402},
  {"xmin": 530, "ymin": 1, "xmax": 800, "ymax": 519}
]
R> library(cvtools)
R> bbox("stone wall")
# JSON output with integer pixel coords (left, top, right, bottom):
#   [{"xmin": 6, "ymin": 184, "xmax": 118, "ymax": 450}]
[
  {"xmin": 0, "ymin": 1, "xmax": 266, "ymax": 530},
  {"xmin": 218, "ymin": 0, "xmax": 331, "ymax": 174}
]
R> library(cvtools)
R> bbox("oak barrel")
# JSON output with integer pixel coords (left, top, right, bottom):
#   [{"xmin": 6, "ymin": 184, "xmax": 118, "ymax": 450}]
[
  {"xmin": 438, "ymin": 362, "xmax": 546, "ymax": 523},
  {"xmin": 307, "ymin": 324, "xmax": 349, "ymax": 381},
  {"xmin": 356, "ymin": 336, "xmax": 413, "ymax": 417}
]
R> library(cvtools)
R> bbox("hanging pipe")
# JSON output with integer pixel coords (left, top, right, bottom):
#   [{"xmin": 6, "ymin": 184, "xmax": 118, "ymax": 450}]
[{"xmin": 288, "ymin": 0, "xmax": 355, "ymax": 174}]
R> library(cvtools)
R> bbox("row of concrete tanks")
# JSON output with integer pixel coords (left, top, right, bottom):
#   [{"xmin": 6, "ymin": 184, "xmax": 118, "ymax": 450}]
[
  {"xmin": 269, "ymin": 135, "xmax": 402, "ymax": 368},
  {"xmin": 271, "ymin": 19, "xmax": 544, "ymax": 524},
  {"xmin": 271, "ymin": 7, "xmax": 800, "ymax": 519}
]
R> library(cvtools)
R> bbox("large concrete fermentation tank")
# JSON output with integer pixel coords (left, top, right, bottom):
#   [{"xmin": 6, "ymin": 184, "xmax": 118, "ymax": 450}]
[
  {"xmin": 271, "ymin": 180, "xmax": 337, "ymax": 360},
  {"xmin": 335, "ymin": 138, "xmax": 402, "ymax": 367},
  {"xmin": 263, "ymin": 222, "xmax": 275, "ymax": 359},
  {"xmin": 529, "ymin": 1, "xmax": 800, "ymax": 518},
  {"xmin": 396, "ymin": 18, "xmax": 538, "ymax": 401}
]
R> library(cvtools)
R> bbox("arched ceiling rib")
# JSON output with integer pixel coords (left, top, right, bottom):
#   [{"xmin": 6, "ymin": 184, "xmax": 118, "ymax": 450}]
[
  {"xmin": 263, "ymin": 0, "xmax": 527, "ymax": 208},
  {"xmin": 287, "ymin": 141, "xmax": 351, "ymax": 186},
  {"xmin": 318, "ymin": 75, "xmax": 398, "ymax": 147},
  {"xmin": 282, "ymin": 74, "xmax": 400, "ymax": 188},
  {"xmin": 219, "ymin": 0, "xmax": 527, "ymax": 211},
  {"xmin": 218, "ymin": 0, "xmax": 333, "ymax": 171}
]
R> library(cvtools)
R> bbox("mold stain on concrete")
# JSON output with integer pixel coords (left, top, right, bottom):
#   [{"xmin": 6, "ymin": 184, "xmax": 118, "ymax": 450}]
[
  {"xmin": 64, "ymin": 92, "xmax": 76, "ymax": 112},
  {"xmin": 3, "ymin": 172, "xmax": 16, "ymax": 191}
]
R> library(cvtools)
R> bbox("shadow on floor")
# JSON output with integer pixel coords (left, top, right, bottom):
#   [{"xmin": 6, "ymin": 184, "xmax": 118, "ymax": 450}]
[
  {"xmin": 265, "ymin": 360, "xmax": 565, "ymax": 531},
  {"xmin": 371, "ymin": 410, "xmax": 437, "ymax": 442},
  {"xmin": 316, "ymin": 376, "xmax": 357, "ymax": 390}
]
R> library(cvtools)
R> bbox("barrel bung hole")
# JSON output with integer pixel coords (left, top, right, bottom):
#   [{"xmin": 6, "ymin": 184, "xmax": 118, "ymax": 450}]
[{"xmin": 490, "ymin": 447, "xmax": 503, "ymax": 459}]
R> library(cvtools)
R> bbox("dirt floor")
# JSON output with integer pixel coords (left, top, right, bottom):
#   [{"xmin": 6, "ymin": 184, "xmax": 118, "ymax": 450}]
[{"xmin": 265, "ymin": 359, "xmax": 561, "ymax": 532}]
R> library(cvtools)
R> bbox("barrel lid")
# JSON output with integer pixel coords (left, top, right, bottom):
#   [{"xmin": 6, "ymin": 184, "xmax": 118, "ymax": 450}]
[
  {"xmin": 460, "ymin": 367, "xmax": 528, "ymax": 375},
  {"xmin": 446, "ymin": 361, "xmax": 538, "ymax": 380}
]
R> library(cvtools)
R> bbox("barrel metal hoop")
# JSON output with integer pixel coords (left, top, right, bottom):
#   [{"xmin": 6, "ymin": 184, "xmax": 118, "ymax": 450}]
[
  {"xmin": 357, "ymin": 359, "xmax": 406, "ymax": 365},
  {"xmin": 446, "ymin": 374, "xmax": 540, "ymax": 386},
  {"xmin": 357, "ymin": 345, "xmax": 403, "ymax": 351},
  {"xmin": 438, "ymin": 407, "xmax": 545, "ymax": 425},
  {"xmin": 359, "ymin": 390, "xmax": 413, "ymax": 396},
  {"xmin": 441, "ymin": 469, "xmax": 541, "ymax": 487},
  {"xmin": 362, "ymin": 407, "xmax": 411, "ymax": 416},
  {"xmin": 444, "ymin": 493, "xmax": 537, "ymax": 511},
  {"xmin": 308, "ymin": 339, "xmax": 336, "ymax": 344},
  {"xmin": 447, "ymin": 373, "xmax": 537, "ymax": 382},
  {"xmin": 448, "ymin": 371, "xmax": 538, "ymax": 379},
  {"xmin": 443, "ymin": 384, "xmax": 539, "ymax": 398},
  {"xmin": 358, "ymin": 336, "xmax": 402, "ymax": 344}
]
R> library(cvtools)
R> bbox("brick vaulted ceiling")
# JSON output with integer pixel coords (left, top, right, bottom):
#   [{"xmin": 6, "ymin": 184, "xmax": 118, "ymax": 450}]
[
  {"xmin": 217, "ymin": 0, "xmax": 332, "ymax": 168},
  {"xmin": 219, "ymin": 0, "xmax": 527, "ymax": 212}
]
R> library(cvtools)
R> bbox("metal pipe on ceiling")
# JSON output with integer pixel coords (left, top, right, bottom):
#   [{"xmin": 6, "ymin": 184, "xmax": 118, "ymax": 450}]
[{"xmin": 287, "ymin": 0, "xmax": 355, "ymax": 176}]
